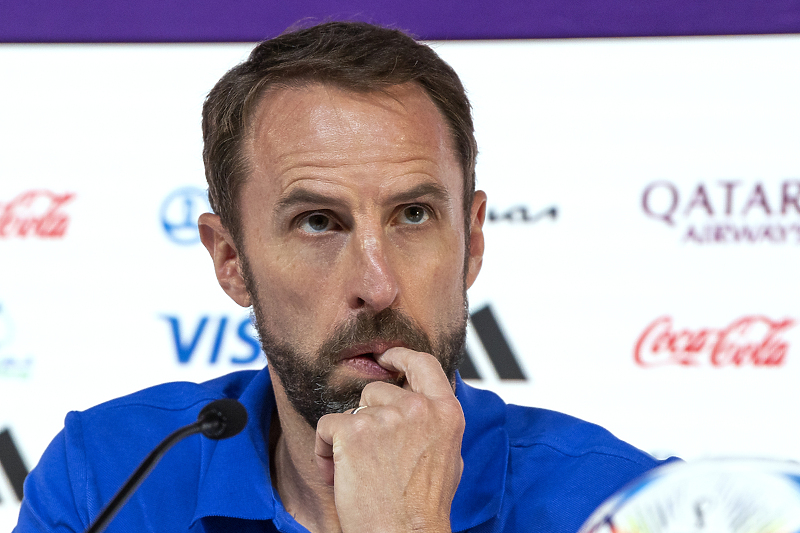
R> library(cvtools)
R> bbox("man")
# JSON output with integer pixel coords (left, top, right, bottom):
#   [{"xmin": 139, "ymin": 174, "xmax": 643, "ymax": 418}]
[{"xmin": 16, "ymin": 21, "xmax": 669, "ymax": 533}]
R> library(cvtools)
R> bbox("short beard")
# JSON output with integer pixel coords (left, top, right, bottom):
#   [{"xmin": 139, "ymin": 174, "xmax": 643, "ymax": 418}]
[{"xmin": 239, "ymin": 253, "xmax": 467, "ymax": 429}]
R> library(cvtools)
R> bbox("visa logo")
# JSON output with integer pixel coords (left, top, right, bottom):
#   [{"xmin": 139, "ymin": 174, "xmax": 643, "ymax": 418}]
[
  {"xmin": 162, "ymin": 306, "xmax": 528, "ymax": 381},
  {"xmin": 162, "ymin": 315, "xmax": 263, "ymax": 365}
]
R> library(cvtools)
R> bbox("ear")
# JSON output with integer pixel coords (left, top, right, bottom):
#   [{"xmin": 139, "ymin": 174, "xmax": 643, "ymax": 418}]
[
  {"xmin": 198, "ymin": 213, "xmax": 252, "ymax": 307},
  {"xmin": 465, "ymin": 190, "xmax": 487, "ymax": 289}
]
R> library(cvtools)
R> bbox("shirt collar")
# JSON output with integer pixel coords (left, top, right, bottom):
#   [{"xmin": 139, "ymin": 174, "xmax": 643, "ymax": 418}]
[
  {"xmin": 192, "ymin": 367, "xmax": 277, "ymax": 525},
  {"xmin": 191, "ymin": 369, "xmax": 510, "ymax": 530},
  {"xmin": 451, "ymin": 374, "xmax": 510, "ymax": 531}
]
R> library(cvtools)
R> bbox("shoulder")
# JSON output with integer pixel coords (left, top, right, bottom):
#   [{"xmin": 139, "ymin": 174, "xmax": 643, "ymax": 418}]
[
  {"xmin": 17, "ymin": 370, "xmax": 262, "ymax": 532},
  {"xmin": 500, "ymin": 403, "xmax": 671, "ymax": 532},
  {"xmin": 63, "ymin": 369, "xmax": 261, "ymax": 462},
  {"xmin": 81, "ymin": 369, "xmax": 259, "ymax": 414},
  {"xmin": 63, "ymin": 370, "xmax": 260, "ymax": 451},
  {"xmin": 457, "ymin": 377, "xmax": 659, "ymax": 469},
  {"xmin": 59, "ymin": 369, "xmax": 263, "ymax": 489},
  {"xmin": 504, "ymin": 403, "xmax": 660, "ymax": 469},
  {"xmin": 456, "ymin": 379, "xmax": 673, "ymax": 533}
]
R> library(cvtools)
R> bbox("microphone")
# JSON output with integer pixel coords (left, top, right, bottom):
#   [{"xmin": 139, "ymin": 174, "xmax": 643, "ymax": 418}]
[
  {"xmin": 197, "ymin": 398, "xmax": 249, "ymax": 440},
  {"xmin": 84, "ymin": 398, "xmax": 248, "ymax": 533}
]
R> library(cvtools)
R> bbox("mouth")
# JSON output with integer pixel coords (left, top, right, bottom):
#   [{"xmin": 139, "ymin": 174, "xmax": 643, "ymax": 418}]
[
  {"xmin": 337, "ymin": 340, "xmax": 406, "ymax": 379},
  {"xmin": 338, "ymin": 339, "xmax": 407, "ymax": 360}
]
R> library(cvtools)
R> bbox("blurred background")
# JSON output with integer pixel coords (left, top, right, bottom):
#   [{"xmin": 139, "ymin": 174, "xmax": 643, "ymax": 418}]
[{"xmin": 1, "ymin": 1, "xmax": 799, "ymax": 528}]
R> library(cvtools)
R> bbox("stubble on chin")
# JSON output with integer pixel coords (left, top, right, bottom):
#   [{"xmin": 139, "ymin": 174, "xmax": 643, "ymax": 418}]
[
  {"xmin": 238, "ymin": 250, "xmax": 467, "ymax": 429},
  {"xmin": 255, "ymin": 304, "xmax": 466, "ymax": 428}
]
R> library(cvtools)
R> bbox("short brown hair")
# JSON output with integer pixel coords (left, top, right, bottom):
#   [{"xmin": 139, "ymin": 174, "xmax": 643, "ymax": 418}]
[{"xmin": 202, "ymin": 21, "xmax": 477, "ymax": 244}]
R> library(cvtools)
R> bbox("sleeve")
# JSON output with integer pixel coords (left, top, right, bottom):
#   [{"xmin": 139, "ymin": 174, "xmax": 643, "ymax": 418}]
[{"xmin": 13, "ymin": 413, "xmax": 91, "ymax": 533}]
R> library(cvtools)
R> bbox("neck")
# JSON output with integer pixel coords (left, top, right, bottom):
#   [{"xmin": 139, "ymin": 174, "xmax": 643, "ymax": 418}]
[{"xmin": 270, "ymin": 374, "xmax": 342, "ymax": 533}]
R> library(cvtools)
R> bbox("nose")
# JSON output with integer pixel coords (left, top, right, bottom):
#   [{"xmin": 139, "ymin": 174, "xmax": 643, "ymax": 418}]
[{"xmin": 346, "ymin": 227, "xmax": 399, "ymax": 312}]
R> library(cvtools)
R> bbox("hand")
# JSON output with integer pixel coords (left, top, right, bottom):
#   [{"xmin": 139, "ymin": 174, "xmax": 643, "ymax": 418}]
[{"xmin": 315, "ymin": 347, "xmax": 465, "ymax": 533}]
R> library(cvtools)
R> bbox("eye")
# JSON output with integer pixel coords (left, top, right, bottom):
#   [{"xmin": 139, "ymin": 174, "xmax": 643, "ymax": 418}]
[
  {"xmin": 299, "ymin": 212, "xmax": 336, "ymax": 233},
  {"xmin": 398, "ymin": 205, "xmax": 430, "ymax": 225}
]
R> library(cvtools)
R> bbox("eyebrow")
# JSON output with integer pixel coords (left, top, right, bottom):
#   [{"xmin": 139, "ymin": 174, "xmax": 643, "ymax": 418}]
[
  {"xmin": 276, "ymin": 182, "xmax": 453, "ymax": 212},
  {"xmin": 276, "ymin": 189, "xmax": 347, "ymax": 212},
  {"xmin": 386, "ymin": 182, "xmax": 452, "ymax": 206}
]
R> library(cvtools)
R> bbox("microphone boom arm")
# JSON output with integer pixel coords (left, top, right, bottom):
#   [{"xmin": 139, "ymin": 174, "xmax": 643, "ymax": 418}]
[
  {"xmin": 83, "ymin": 398, "xmax": 247, "ymax": 533},
  {"xmin": 85, "ymin": 421, "xmax": 205, "ymax": 533}
]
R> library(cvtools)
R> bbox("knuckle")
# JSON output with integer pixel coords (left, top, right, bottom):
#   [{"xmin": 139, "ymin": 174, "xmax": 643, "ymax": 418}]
[
  {"xmin": 375, "ymin": 405, "xmax": 404, "ymax": 426},
  {"xmin": 362, "ymin": 380, "xmax": 388, "ymax": 396},
  {"xmin": 315, "ymin": 413, "xmax": 333, "ymax": 431},
  {"xmin": 349, "ymin": 415, "xmax": 372, "ymax": 435},
  {"xmin": 400, "ymin": 394, "xmax": 428, "ymax": 417},
  {"xmin": 417, "ymin": 351, "xmax": 441, "ymax": 370}
]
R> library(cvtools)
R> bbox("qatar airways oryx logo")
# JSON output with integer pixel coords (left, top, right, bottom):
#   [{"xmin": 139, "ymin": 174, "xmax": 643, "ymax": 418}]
[
  {"xmin": 0, "ymin": 189, "xmax": 75, "ymax": 238},
  {"xmin": 642, "ymin": 179, "xmax": 800, "ymax": 244},
  {"xmin": 634, "ymin": 315, "xmax": 796, "ymax": 367}
]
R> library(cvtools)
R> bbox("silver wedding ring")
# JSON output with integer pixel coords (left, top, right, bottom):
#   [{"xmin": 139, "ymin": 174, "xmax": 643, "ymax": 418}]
[{"xmin": 351, "ymin": 406, "xmax": 368, "ymax": 415}]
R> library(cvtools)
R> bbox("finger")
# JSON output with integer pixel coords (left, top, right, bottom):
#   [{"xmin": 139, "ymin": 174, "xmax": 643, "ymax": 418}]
[
  {"xmin": 375, "ymin": 347, "xmax": 454, "ymax": 398},
  {"xmin": 314, "ymin": 413, "xmax": 340, "ymax": 486},
  {"xmin": 359, "ymin": 380, "xmax": 411, "ymax": 407}
]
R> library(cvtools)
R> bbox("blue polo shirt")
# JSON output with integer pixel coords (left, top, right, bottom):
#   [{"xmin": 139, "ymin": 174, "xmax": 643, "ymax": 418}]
[{"xmin": 15, "ymin": 368, "xmax": 668, "ymax": 532}]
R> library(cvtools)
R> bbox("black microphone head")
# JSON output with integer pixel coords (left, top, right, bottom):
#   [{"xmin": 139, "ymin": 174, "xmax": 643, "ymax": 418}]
[{"xmin": 198, "ymin": 398, "xmax": 248, "ymax": 440}]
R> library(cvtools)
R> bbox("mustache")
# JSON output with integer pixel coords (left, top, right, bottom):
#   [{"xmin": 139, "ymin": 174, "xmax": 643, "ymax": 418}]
[{"xmin": 317, "ymin": 308, "xmax": 434, "ymax": 364}]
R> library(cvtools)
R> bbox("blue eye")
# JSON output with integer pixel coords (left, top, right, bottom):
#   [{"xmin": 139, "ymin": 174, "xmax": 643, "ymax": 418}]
[
  {"xmin": 300, "ymin": 213, "xmax": 333, "ymax": 233},
  {"xmin": 400, "ymin": 205, "xmax": 429, "ymax": 225}
]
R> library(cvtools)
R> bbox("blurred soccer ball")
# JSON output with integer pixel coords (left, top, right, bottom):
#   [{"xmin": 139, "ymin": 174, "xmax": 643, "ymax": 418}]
[{"xmin": 579, "ymin": 460, "xmax": 800, "ymax": 533}]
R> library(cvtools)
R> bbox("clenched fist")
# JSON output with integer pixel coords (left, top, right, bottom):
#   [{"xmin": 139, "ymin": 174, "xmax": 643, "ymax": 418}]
[{"xmin": 315, "ymin": 347, "xmax": 465, "ymax": 533}]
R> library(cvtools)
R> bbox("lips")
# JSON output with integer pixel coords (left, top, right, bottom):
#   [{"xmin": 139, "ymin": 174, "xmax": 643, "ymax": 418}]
[
  {"xmin": 337, "ymin": 340, "xmax": 406, "ymax": 379},
  {"xmin": 337, "ymin": 340, "xmax": 407, "ymax": 362}
]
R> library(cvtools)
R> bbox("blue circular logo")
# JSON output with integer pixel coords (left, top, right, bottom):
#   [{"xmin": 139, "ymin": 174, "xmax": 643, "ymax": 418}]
[{"xmin": 160, "ymin": 187, "xmax": 211, "ymax": 245}]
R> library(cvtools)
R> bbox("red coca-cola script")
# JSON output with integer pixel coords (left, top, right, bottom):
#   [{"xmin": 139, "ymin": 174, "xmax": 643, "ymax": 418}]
[
  {"xmin": 0, "ymin": 190, "xmax": 75, "ymax": 238},
  {"xmin": 635, "ymin": 315, "xmax": 795, "ymax": 367}
]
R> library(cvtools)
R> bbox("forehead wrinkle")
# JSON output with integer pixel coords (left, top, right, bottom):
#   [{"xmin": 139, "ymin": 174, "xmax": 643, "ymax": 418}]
[
  {"xmin": 299, "ymin": 84, "xmax": 442, "ymax": 152},
  {"xmin": 248, "ymin": 82, "xmax": 454, "ymax": 150},
  {"xmin": 246, "ymin": 88, "xmax": 329, "ymax": 178},
  {"xmin": 244, "ymin": 82, "xmax": 464, "ymax": 210},
  {"xmin": 270, "ymin": 152, "xmax": 445, "ymax": 181},
  {"xmin": 255, "ymin": 133, "xmax": 440, "ymax": 183},
  {"xmin": 249, "ymin": 83, "xmax": 457, "ymax": 165}
]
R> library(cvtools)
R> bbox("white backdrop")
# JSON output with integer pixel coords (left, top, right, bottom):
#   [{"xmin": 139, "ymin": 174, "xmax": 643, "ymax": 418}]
[{"xmin": 1, "ymin": 35, "xmax": 799, "ymax": 528}]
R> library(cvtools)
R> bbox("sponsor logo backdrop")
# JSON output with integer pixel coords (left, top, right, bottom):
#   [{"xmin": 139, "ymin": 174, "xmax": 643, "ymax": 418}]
[{"xmin": 1, "ymin": 36, "xmax": 799, "ymax": 527}]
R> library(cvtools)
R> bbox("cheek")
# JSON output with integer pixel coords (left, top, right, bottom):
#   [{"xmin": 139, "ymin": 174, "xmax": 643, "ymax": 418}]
[
  {"xmin": 252, "ymin": 232, "xmax": 346, "ymax": 291},
  {"xmin": 395, "ymin": 235, "xmax": 466, "ymax": 305},
  {"xmin": 247, "ymin": 242, "xmax": 343, "ymax": 339}
]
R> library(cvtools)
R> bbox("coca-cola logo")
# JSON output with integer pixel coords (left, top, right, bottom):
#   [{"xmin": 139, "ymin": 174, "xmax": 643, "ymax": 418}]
[
  {"xmin": 635, "ymin": 315, "xmax": 795, "ymax": 367},
  {"xmin": 642, "ymin": 180, "xmax": 800, "ymax": 244},
  {"xmin": 0, "ymin": 189, "xmax": 75, "ymax": 238}
]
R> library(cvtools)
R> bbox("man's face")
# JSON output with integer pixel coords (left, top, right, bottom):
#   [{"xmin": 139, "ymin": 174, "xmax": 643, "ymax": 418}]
[{"xmin": 226, "ymin": 82, "xmax": 484, "ymax": 427}]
